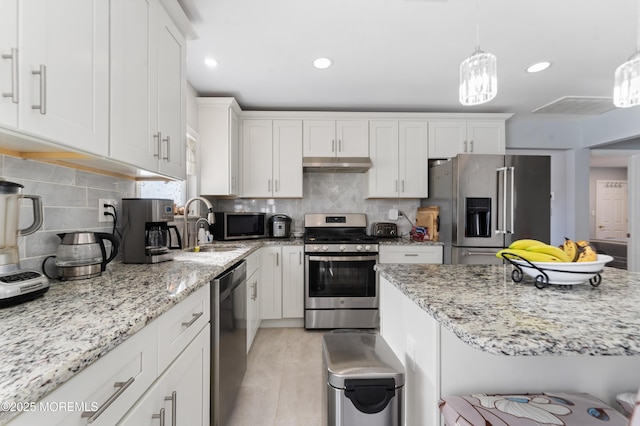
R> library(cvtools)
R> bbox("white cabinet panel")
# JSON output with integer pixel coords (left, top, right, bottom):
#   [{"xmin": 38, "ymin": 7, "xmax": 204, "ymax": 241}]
[
  {"xmin": 282, "ymin": 246, "xmax": 304, "ymax": 319},
  {"xmin": 303, "ymin": 120, "xmax": 368, "ymax": 158},
  {"xmin": 110, "ymin": 0, "xmax": 186, "ymax": 179},
  {"xmin": 379, "ymin": 245, "xmax": 443, "ymax": 264},
  {"xmin": 259, "ymin": 246, "xmax": 282, "ymax": 320},
  {"xmin": 198, "ymin": 98, "xmax": 241, "ymax": 196},
  {"xmin": 367, "ymin": 120, "xmax": 428, "ymax": 199},
  {"xmin": 0, "ymin": 0, "xmax": 18, "ymax": 129},
  {"xmin": 14, "ymin": 0, "xmax": 109, "ymax": 155},
  {"xmin": 428, "ymin": 119, "xmax": 505, "ymax": 158},
  {"xmin": 242, "ymin": 119, "xmax": 302, "ymax": 198}
]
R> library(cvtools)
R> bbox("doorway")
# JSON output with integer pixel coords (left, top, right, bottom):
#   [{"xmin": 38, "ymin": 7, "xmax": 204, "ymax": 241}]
[{"xmin": 595, "ymin": 180, "xmax": 628, "ymax": 240}]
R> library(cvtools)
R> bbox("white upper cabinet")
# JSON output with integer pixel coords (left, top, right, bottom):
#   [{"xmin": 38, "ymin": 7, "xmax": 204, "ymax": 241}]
[
  {"xmin": 428, "ymin": 119, "xmax": 505, "ymax": 158},
  {"xmin": 242, "ymin": 119, "xmax": 303, "ymax": 198},
  {"xmin": 367, "ymin": 120, "xmax": 428, "ymax": 198},
  {"xmin": 1, "ymin": 0, "xmax": 109, "ymax": 155},
  {"xmin": 0, "ymin": 0, "xmax": 18, "ymax": 129},
  {"xmin": 198, "ymin": 97, "xmax": 241, "ymax": 196},
  {"xmin": 303, "ymin": 120, "xmax": 369, "ymax": 158},
  {"xmin": 110, "ymin": 0, "xmax": 186, "ymax": 179}
]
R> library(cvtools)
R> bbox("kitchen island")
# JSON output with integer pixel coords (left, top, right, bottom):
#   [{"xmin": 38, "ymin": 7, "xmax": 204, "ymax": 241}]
[{"xmin": 376, "ymin": 263, "xmax": 640, "ymax": 425}]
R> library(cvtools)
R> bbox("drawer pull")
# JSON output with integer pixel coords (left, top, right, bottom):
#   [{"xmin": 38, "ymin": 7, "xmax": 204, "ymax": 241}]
[
  {"xmin": 152, "ymin": 408, "xmax": 166, "ymax": 426},
  {"xmin": 404, "ymin": 253, "xmax": 419, "ymax": 257},
  {"xmin": 181, "ymin": 311, "xmax": 203, "ymax": 328},
  {"xmin": 81, "ymin": 376, "xmax": 135, "ymax": 422},
  {"xmin": 164, "ymin": 391, "xmax": 177, "ymax": 426}
]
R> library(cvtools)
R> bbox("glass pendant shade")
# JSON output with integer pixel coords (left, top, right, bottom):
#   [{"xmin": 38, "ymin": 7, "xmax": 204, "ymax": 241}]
[
  {"xmin": 459, "ymin": 48, "xmax": 497, "ymax": 106},
  {"xmin": 613, "ymin": 52, "xmax": 640, "ymax": 108}
]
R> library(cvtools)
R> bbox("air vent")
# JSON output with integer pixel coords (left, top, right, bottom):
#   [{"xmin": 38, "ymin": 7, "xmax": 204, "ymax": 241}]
[{"xmin": 532, "ymin": 96, "xmax": 616, "ymax": 115}]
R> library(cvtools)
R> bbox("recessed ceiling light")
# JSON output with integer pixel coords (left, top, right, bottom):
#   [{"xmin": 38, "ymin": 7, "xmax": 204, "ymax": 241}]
[
  {"xmin": 526, "ymin": 61, "xmax": 551, "ymax": 73},
  {"xmin": 313, "ymin": 57, "xmax": 332, "ymax": 69},
  {"xmin": 204, "ymin": 57, "xmax": 218, "ymax": 68}
]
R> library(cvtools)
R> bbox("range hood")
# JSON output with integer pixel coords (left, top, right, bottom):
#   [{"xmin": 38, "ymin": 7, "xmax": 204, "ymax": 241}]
[{"xmin": 302, "ymin": 157, "xmax": 372, "ymax": 173}]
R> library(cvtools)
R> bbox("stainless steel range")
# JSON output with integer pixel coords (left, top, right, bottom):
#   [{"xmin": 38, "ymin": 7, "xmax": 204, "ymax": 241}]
[{"xmin": 304, "ymin": 213, "xmax": 379, "ymax": 329}]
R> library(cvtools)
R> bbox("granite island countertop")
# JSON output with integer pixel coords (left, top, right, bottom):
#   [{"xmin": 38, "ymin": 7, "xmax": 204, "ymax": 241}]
[
  {"xmin": 376, "ymin": 263, "xmax": 640, "ymax": 356},
  {"xmin": 0, "ymin": 241, "xmax": 270, "ymax": 425}
]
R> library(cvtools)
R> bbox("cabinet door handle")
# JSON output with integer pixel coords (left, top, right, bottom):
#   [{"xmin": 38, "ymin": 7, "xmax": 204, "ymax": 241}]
[
  {"xmin": 2, "ymin": 48, "xmax": 18, "ymax": 103},
  {"xmin": 268, "ymin": 179, "xmax": 272, "ymax": 192},
  {"xmin": 463, "ymin": 140, "xmax": 467, "ymax": 153},
  {"xmin": 181, "ymin": 311, "xmax": 203, "ymax": 328},
  {"xmin": 276, "ymin": 252, "xmax": 279, "ymax": 267},
  {"xmin": 154, "ymin": 132, "xmax": 162, "ymax": 158},
  {"xmin": 275, "ymin": 180, "xmax": 279, "ymax": 192},
  {"xmin": 332, "ymin": 139, "xmax": 335, "ymax": 152},
  {"xmin": 395, "ymin": 180, "xmax": 398, "ymax": 192},
  {"xmin": 81, "ymin": 376, "xmax": 135, "ymax": 422},
  {"xmin": 162, "ymin": 135, "xmax": 171, "ymax": 161},
  {"xmin": 152, "ymin": 408, "xmax": 166, "ymax": 426},
  {"xmin": 164, "ymin": 391, "xmax": 177, "ymax": 426},
  {"xmin": 470, "ymin": 140, "xmax": 474, "ymax": 152},
  {"xmin": 251, "ymin": 281, "xmax": 257, "ymax": 300},
  {"xmin": 31, "ymin": 64, "xmax": 46, "ymax": 114},
  {"xmin": 338, "ymin": 139, "xmax": 342, "ymax": 152}
]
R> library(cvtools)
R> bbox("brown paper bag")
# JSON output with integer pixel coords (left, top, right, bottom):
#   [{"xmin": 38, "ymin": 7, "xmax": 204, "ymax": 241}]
[{"xmin": 416, "ymin": 206, "xmax": 439, "ymax": 242}]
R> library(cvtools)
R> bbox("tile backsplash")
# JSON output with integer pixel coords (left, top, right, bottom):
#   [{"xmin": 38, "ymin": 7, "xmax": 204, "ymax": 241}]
[
  {"xmin": 3, "ymin": 155, "xmax": 419, "ymax": 273},
  {"xmin": 216, "ymin": 172, "xmax": 421, "ymax": 236},
  {"xmin": 1, "ymin": 155, "xmax": 135, "ymax": 272}
]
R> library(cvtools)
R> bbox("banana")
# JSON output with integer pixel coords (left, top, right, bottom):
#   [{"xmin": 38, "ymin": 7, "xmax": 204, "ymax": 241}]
[
  {"xmin": 526, "ymin": 244, "xmax": 572, "ymax": 263},
  {"xmin": 496, "ymin": 248, "xmax": 563, "ymax": 263},
  {"xmin": 560, "ymin": 237, "xmax": 580, "ymax": 262},
  {"xmin": 508, "ymin": 239, "xmax": 546, "ymax": 250},
  {"xmin": 576, "ymin": 240, "xmax": 598, "ymax": 262}
]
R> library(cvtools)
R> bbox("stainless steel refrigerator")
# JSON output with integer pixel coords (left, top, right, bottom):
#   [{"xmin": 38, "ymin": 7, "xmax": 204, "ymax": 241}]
[{"xmin": 426, "ymin": 154, "xmax": 551, "ymax": 264}]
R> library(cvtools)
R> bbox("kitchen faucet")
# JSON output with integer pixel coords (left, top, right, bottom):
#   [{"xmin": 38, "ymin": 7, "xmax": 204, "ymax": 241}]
[{"xmin": 184, "ymin": 197, "xmax": 215, "ymax": 248}]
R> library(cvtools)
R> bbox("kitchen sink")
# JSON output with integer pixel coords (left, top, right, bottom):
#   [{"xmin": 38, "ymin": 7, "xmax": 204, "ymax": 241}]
[{"xmin": 189, "ymin": 245, "xmax": 243, "ymax": 253}]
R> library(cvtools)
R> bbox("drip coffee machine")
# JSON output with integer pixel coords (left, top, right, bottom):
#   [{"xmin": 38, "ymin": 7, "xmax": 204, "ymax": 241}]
[
  {"xmin": 121, "ymin": 198, "xmax": 182, "ymax": 264},
  {"xmin": 0, "ymin": 180, "xmax": 49, "ymax": 306}
]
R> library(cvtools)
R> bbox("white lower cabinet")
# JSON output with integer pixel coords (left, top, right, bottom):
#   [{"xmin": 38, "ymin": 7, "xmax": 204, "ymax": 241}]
[
  {"xmin": 281, "ymin": 246, "xmax": 305, "ymax": 318},
  {"xmin": 8, "ymin": 285, "xmax": 210, "ymax": 426},
  {"xmin": 246, "ymin": 250, "xmax": 261, "ymax": 351},
  {"xmin": 118, "ymin": 325, "xmax": 210, "ymax": 426},
  {"xmin": 259, "ymin": 245, "xmax": 304, "ymax": 320},
  {"xmin": 379, "ymin": 245, "xmax": 443, "ymax": 264}
]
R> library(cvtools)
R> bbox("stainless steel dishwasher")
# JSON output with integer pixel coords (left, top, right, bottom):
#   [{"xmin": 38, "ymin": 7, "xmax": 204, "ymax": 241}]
[{"xmin": 212, "ymin": 260, "xmax": 247, "ymax": 426}]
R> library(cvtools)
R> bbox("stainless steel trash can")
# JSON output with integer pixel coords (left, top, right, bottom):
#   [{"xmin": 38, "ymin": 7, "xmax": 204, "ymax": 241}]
[{"xmin": 322, "ymin": 330, "xmax": 405, "ymax": 426}]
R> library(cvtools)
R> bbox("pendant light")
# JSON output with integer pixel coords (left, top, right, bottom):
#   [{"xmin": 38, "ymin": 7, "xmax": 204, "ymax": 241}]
[
  {"xmin": 459, "ymin": 0, "xmax": 497, "ymax": 106},
  {"xmin": 613, "ymin": 0, "xmax": 640, "ymax": 108}
]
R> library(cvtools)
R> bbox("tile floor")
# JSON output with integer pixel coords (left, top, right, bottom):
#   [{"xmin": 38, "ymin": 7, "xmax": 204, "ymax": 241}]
[{"xmin": 226, "ymin": 327, "xmax": 326, "ymax": 426}]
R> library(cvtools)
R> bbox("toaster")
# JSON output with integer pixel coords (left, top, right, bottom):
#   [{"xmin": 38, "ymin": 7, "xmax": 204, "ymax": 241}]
[{"xmin": 372, "ymin": 222, "xmax": 398, "ymax": 238}]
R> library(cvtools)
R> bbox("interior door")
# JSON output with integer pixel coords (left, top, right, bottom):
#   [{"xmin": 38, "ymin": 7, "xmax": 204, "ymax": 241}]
[{"xmin": 596, "ymin": 180, "xmax": 628, "ymax": 239}]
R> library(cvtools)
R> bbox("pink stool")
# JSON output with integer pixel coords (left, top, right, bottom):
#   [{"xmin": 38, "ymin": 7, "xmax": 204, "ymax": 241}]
[{"xmin": 439, "ymin": 392, "xmax": 629, "ymax": 425}]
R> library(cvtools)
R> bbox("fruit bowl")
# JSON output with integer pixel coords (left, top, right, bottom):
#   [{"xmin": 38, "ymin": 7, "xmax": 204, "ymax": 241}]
[{"xmin": 506, "ymin": 254, "xmax": 614, "ymax": 287}]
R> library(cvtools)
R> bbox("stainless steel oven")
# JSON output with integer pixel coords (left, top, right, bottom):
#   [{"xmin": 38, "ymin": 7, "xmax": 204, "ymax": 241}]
[{"xmin": 304, "ymin": 213, "xmax": 379, "ymax": 329}]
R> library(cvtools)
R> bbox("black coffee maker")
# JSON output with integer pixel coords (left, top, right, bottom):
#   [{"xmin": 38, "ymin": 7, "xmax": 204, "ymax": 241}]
[{"xmin": 121, "ymin": 199, "xmax": 181, "ymax": 264}]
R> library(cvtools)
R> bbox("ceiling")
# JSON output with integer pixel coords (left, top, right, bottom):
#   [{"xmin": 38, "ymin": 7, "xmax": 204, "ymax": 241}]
[{"xmin": 181, "ymin": 0, "xmax": 639, "ymax": 119}]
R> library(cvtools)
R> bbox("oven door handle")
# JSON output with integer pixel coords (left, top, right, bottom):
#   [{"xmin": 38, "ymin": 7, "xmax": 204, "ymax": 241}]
[{"xmin": 308, "ymin": 255, "xmax": 378, "ymax": 262}]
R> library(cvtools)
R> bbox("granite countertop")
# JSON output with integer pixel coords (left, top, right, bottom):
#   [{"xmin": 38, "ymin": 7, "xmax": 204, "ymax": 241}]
[
  {"xmin": 376, "ymin": 263, "xmax": 640, "ymax": 356},
  {"xmin": 0, "ymin": 241, "xmax": 270, "ymax": 424}
]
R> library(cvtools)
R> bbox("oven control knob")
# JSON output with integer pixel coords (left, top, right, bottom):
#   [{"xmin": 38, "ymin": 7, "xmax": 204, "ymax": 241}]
[
  {"xmin": 364, "ymin": 245, "xmax": 371, "ymax": 251},
  {"xmin": 322, "ymin": 245, "xmax": 329, "ymax": 252},
  {"xmin": 356, "ymin": 245, "xmax": 363, "ymax": 251},
  {"xmin": 339, "ymin": 245, "xmax": 346, "ymax": 251}
]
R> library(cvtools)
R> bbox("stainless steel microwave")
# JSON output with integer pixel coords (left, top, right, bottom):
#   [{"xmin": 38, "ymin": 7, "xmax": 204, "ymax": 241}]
[{"xmin": 212, "ymin": 212, "xmax": 268, "ymax": 240}]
